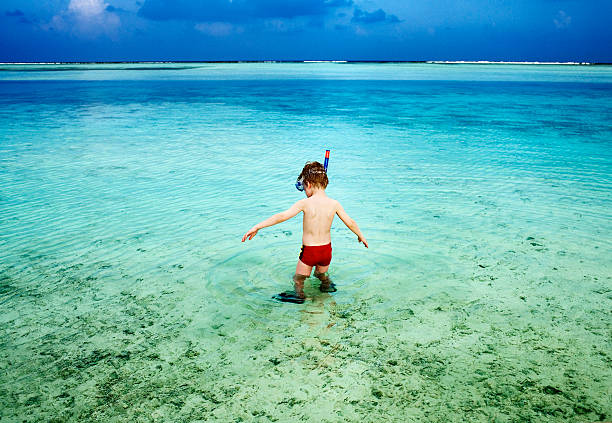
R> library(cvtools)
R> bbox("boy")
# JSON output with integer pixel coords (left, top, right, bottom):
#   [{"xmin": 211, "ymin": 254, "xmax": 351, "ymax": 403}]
[{"xmin": 241, "ymin": 161, "xmax": 368, "ymax": 304}]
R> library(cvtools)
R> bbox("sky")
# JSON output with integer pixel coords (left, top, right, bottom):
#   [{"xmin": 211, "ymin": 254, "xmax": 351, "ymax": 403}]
[{"xmin": 0, "ymin": 0, "xmax": 610, "ymax": 62}]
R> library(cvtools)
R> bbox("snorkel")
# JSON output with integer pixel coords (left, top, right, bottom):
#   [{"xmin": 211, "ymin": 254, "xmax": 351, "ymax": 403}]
[
  {"xmin": 295, "ymin": 150, "xmax": 330, "ymax": 192},
  {"xmin": 324, "ymin": 149, "xmax": 330, "ymax": 171}
]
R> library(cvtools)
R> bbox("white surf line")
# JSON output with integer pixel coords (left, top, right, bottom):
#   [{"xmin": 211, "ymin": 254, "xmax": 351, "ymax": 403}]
[{"xmin": 427, "ymin": 61, "xmax": 593, "ymax": 65}]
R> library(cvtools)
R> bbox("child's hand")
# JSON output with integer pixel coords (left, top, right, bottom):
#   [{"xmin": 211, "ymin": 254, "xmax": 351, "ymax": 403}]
[
  {"xmin": 358, "ymin": 236, "xmax": 368, "ymax": 248},
  {"xmin": 242, "ymin": 227, "xmax": 259, "ymax": 242}
]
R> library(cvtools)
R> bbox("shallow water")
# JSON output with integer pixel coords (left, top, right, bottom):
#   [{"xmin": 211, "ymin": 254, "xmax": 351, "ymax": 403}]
[{"xmin": 0, "ymin": 63, "xmax": 611, "ymax": 422}]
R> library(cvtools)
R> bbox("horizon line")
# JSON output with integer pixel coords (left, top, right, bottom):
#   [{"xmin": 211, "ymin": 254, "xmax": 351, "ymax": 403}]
[{"xmin": 1, "ymin": 60, "xmax": 611, "ymax": 66}]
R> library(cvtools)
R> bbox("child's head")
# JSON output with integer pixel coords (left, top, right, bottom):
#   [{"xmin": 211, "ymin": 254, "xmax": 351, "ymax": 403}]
[{"xmin": 298, "ymin": 161, "xmax": 328, "ymax": 190}]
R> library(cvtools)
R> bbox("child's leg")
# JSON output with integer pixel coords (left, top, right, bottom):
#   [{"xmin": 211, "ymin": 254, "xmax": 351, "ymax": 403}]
[
  {"xmin": 292, "ymin": 274, "xmax": 307, "ymax": 298},
  {"xmin": 293, "ymin": 260, "xmax": 313, "ymax": 297},
  {"xmin": 273, "ymin": 261, "xmax": 313, "ymax": 304},
  {"xmin": 314, "ymin": 265, "xmax": 336, "ymax": 292},
  {"xmin": 314, "ymin": 264, "xmax": 329, "ymax": 280},
  {"xmin": 296, "ymin": 260, "xmax": 313, "ymax": 278}
]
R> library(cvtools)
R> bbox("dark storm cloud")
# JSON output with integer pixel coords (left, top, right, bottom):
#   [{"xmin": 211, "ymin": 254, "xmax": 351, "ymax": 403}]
[
  {"xmin": 352, "ymin": 7, "xmax": 399, "ymax": 24},
  {"xmin": 138, "ymin": 0, "xmax": 353, "ymax": 22},
  {"xmin": 5, "ymin": 9, "xmax": 32, "ymax": 24},
  {"xmin": 5, "ymin": 9, "xmax": 25, "ymax": 17},
  {"xmin": 106, "ymin": 5, "xmax": 128, "ymax": 13}
]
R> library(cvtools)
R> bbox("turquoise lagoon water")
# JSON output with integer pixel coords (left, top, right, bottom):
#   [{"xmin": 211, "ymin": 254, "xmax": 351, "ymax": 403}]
[{"xmin": 0, "ymin": 63, "xmax": 611, "ymax": 422}]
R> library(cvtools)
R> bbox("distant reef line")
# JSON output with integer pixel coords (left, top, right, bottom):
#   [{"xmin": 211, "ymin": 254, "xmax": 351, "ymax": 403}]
[{"xmin": 0, "ymin": 60, "xmax": 610, "ymax": 65}]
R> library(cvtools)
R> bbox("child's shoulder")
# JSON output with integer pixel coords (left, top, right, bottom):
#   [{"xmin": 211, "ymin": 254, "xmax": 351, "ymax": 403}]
[
  {"xmin": 301, "ymin": 195, "xmax": 339, "ymax": 207},
  {"xmin": 327, "ymin": 196, "xmax": 340, "ymax": 206},
  {"xmin": 327, "ymin": 196, "xmax": 339, "ymax": 206},
  {"xmin": 311, "ymin": 195, "xmax": 340, "ymax": 209}
]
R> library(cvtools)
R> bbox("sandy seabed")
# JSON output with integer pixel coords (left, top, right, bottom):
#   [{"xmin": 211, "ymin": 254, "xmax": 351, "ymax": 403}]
[{"xmin": 1, "ymin": 228, "xmax": 610, "ymax": 423}]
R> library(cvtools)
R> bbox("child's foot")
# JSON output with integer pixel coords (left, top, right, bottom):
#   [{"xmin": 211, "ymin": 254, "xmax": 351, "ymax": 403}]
[
  {"xmin": 273, "ymin": 290, "xmax": 305, "ymax": 304},
  {"xmin": 319, "ymin": 282, "xmax": 337, "ymax": 293},
  {"xmin": 315, "ymin": 271, "xmax": 336, "ymax": 293}
]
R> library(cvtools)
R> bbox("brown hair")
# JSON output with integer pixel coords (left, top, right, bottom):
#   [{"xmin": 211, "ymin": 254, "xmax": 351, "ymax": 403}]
[{"xmin": 298, "ymin": 161, "xmax": 328, "ymax": 189}]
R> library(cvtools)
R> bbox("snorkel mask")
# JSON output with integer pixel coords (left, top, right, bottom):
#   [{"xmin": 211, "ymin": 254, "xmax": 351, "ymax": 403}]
[
  {"xmin": 295, "ymin": 150, "xmax": 330, "ymax": 192},
  {"xmin": 295, "ymin": 177, "xmax": 305, "ymax": 192}
]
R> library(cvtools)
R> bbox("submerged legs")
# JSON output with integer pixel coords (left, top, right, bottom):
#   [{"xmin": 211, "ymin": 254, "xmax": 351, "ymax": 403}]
[
  {"xmin": 273, "ymin": 268, "xmax": 336, "ymax": 304},
  {"xmin": 315, "ymin": 271, "xmax": 337, "ymax": 293},
  {"xmin": 273, "ymin": 273, "xmax": 307, "ymax": 304},
  {"xmin": 292, "ymin": 273, "xmax": 307, "ymax": 298}
]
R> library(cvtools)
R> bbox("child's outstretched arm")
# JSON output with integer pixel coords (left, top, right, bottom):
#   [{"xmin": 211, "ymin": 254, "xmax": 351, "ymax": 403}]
[
  {"xmin": 242, "ymin": 200, "xmax": 304, "ymax": 242},
  {"xmin": 335, "ymin": 202, "xmax": 368, "ymax": 248}
]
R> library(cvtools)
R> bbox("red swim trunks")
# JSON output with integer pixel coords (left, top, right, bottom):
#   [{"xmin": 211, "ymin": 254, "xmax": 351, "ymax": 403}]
[{"xmin": 299, "ymin": 243, "xmax": 332, "ymax": 267}]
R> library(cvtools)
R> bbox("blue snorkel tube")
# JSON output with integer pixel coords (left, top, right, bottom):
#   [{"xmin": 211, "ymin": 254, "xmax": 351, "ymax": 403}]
[{"xmin": 295, "ymin": 149, "xmax": 330, "ymax": 192}]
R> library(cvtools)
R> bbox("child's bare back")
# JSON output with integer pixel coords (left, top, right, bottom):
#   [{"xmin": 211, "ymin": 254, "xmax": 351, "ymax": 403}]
[
  {"xmin": 299, "ymin": 194, "xmax": 336, "ymax": 246},
  {"xmin": 242, "ymin": 161, "xmax": 367, "ymax": 304}
]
